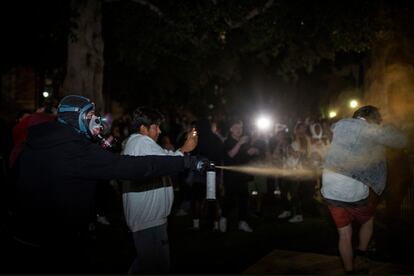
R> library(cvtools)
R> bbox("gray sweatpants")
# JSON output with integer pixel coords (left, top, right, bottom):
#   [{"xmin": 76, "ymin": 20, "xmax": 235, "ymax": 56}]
[{"xmin": 128, "ymin": 223, "xmax": 170, "ymax": 274}]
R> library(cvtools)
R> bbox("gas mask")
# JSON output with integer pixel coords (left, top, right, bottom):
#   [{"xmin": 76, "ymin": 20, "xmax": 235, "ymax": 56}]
[
  {"xmin": 88, "ymin": 115, "xmax": 103, "ymax": 136},
  {"xmin": 88, "ymin": 114, "xmax": 116, "ymax": 149}
]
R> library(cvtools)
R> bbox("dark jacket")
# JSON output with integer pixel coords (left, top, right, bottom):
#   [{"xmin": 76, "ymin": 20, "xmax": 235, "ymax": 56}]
[
  {"xmin": 13, "ymin": 121, "xmax": 185, "ymax": 244},
  {"xmin": 10, "ymin": 112, "xmax": 56, "ymax": 167},
  {"xmin": 223, "ymin": 136, "xmax": 254, "ymax": 190},
  {"xmin": 191, "ymin": 118, "xmax": 224, "ymax": 183}
]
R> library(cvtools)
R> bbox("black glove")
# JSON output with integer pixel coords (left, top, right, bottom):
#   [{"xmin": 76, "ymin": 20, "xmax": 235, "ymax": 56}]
[{"xmin": 183, "ymin": 155, "xmax": 210, "ymax": 173}]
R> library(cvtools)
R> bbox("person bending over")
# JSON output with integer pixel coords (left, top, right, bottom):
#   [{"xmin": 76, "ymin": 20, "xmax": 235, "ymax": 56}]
[{"xmin": 321, "ymin": 105, "xmax": 407, "ymax": 274}]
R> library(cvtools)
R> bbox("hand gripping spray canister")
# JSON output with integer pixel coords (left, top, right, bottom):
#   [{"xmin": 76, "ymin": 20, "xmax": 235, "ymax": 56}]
[{"xmin": 206, "ymin": 162, "xmax": 216, "ymax": 200}]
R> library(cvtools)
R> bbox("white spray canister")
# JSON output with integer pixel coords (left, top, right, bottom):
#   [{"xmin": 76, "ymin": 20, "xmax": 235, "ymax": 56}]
[{"xmin": 206, "ymin": 162, "xmax": 216, "ymax": 200}]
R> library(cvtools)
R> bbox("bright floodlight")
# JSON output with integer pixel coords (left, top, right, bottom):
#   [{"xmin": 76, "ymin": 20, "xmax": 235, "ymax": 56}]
[
  {"xmin": 42, "ymin": 91, "xmax": 50, "ymax": 98},
  {"xmin": 329, "ymin": 111, "xmax": 337, "ymax": 118},
  {"xmin": 256, "ymin": 116, "xmax": 272, "ymax": 131},
  {"xmin": 349, "ymin": 99, "xmax": 358, "ymax": 108}
]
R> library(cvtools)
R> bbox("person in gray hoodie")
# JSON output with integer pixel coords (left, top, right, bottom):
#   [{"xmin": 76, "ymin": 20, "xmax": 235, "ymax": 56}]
[{"xmin": 321, "ymin": 105, "xmax": 407, "ymax": 274}]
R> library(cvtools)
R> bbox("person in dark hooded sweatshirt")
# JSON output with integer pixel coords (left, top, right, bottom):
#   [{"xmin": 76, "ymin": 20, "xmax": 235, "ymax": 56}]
[
  {"xmin": 10, "ymin": 95, "xmax": 207, "ymax": 274},
  {"xmin": 190, "ymin": 117, "xmax": 224, "ymax": 231}
]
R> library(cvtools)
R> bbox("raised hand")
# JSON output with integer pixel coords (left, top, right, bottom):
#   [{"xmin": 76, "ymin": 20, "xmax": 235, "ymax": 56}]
[{"xmin": 180, "ymin": 128, "xmax": 198, "ymax": 153}]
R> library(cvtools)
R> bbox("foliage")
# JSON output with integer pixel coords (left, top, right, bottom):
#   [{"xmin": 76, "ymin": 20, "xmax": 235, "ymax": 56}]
[
  {"xmin": 103, "ymin": 0, "xmax": 390, "ymax": 109},
  {"xmin": 1, "ymin": 1, "xmax": 392, "ymax": 113}
]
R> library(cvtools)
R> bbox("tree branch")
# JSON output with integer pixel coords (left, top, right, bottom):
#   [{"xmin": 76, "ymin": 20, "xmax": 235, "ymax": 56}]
[
  {"xmin": 225, "ymin": 0, "xmax": 274, "ymax": 29},
  {"xmin": 104, "ymin": 0, "xmax": 163, "ymax": 18},
  {"xmin": 128, "ymin": 0, "xmax": 164, "ymax": 17}
]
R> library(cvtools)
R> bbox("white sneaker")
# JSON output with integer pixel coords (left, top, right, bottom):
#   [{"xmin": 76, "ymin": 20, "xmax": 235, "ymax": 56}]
[
  {"xmin": 213, "ymin": 221, "xmax": 219, "ymax": 232},
  {"xmin": 193, "ymin": 219, "xmax": 200, "ymax": 230},
  {"xmin": 238, "ymin": 221, "xmax": 253, "ymax": 232},
  {"xmin": 96, "ymin": 215, "xmax": 111, "ymax": 225},
  {"xmin": 219, "ymin": 217, "xmax": 227, "ymax": 232},
  {"xmin": 288, "ymin": 214, "xmax": 303, "ymax": 223},
  {"xmin": 277, "ymin": 210, "xmax": 291, "ymax": 219}
]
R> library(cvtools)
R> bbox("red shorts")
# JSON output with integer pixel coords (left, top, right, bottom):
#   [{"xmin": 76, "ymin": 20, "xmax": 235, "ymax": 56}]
[{"xmin": 327, "ymin": 204, "xmax": 374, "ymax": 228}]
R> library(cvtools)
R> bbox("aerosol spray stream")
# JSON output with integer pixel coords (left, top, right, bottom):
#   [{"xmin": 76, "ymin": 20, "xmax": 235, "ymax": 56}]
[{"xmin": 215, "ymin": 165, "xmax": 320, "ymax": 181}]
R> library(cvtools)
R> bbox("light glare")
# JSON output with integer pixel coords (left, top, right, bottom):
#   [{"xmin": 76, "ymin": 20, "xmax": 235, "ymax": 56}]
[
  {"xmin": 329, "ymin": 111, "xmax": 337, "ymax": 118},
  {"xmin": 256, "ymin": 116, "xmax": 272, "ymax": 131},
  {"xmin": 349, "ymin": 100, "xmax": 358, "ymax": 108},
  {"xmin": 42, "ymin": 91, "xmax": 50, "ymax": 98}
]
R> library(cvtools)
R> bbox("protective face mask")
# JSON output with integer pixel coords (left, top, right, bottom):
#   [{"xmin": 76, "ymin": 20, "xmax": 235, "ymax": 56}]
[
  {"xmin": 87, "ymin": 115, "xmax": 116, "ymax": 149},
  {"xmin": 89, "ymin": 115, "xmax": 104, "ymax": 136}
]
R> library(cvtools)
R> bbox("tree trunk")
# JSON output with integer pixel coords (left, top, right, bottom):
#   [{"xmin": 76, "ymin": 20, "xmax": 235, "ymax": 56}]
[{"xmin": 62, "ymin": 0, "xmax": 104, "ymax": 111}]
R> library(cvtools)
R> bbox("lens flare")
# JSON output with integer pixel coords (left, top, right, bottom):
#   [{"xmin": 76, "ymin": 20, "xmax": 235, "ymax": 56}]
[
  {"xmin": 349, "ymin": 100, "xmax": 359, "ymax": 108},
  {"xmin": 256, "ymin": 116, "xmax": 272, "ymax": 131}
]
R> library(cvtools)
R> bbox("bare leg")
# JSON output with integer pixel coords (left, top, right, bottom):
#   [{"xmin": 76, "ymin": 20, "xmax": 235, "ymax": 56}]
[
  {"xmin": 357, "ymin": 216, "xmax": 374, "ymax": 251},
  {"xmin": 337, "ymin": 224, "xmax": 353, "ymax": 272}
]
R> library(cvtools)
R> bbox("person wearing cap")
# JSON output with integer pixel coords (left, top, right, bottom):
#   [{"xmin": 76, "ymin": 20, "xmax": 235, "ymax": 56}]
[
  {"xmin": 321, "ymin": 105, "xmax": 407, "ymax": 274},
  {"xmin": 11, "ymin": 95, "xmax": 206, "ymax": 274}
]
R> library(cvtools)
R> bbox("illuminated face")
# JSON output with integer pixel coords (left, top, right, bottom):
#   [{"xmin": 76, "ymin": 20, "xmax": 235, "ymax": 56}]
[
  {"xmin": 230, "ymin": 122, "xmax": 243, "ymax": 139},
  {"xmin": 140, "ymin": 124, "xmax": 161, "ymax": 142}
]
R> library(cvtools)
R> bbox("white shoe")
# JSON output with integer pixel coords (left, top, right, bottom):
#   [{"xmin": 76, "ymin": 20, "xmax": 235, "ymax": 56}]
[
  {"xmin": 219, "ymin": 217, "xmax": 227, "ymax": 232},
  {"xmin": 96, "ymin": 215, "xmax": 110, "ymax": 225},
  {"xmin": 277, "ymin": 210, "xmax": 291, "ymax": 219},
  {"xmin": 238, "ymin": 221, "xmax": 253, "ymax": 232},
  {"xmin": 288, "ymin": 214, "xmax": 303, "ymax": 223},
  {"xmin": 213, "ymin": 221, "xmax": 219, "ymax": 232},
  {"xmin": 193, "ymin": 219, "xmax": 200, "ymax": 230}
]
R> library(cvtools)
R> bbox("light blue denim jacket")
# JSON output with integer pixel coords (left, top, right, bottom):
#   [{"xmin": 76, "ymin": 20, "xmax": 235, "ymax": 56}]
[{"xmin": 323, "ymin": 118, "xmax": 407, "ymax": 195}]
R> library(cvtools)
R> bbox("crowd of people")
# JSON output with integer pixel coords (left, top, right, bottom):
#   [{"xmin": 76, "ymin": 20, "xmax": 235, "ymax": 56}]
[{"xmin": 0, "ymin": 95, "xmax": 410, "ymax": 274}]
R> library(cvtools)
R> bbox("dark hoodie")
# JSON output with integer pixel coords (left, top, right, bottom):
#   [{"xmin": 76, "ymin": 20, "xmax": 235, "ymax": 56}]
[
  {"xmin": 191, "ymin": 118, "xmax": 224, "ymax": 183},
  {"xmin": 193, "ymin": 118, "xmax": 223, "ymax": 163},
  {"xmin": 13, "ymin": 121, "xmax": 186, "ymax": 245},
  {"xmin": 10, "ymin": 112, "xmax": 56, "ymax": 167}
]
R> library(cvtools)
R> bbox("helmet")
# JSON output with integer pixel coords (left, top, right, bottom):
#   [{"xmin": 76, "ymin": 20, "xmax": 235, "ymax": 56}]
[{"xmin": 57, "ymin": 95, "xmax": 95, "ymax": 136}]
